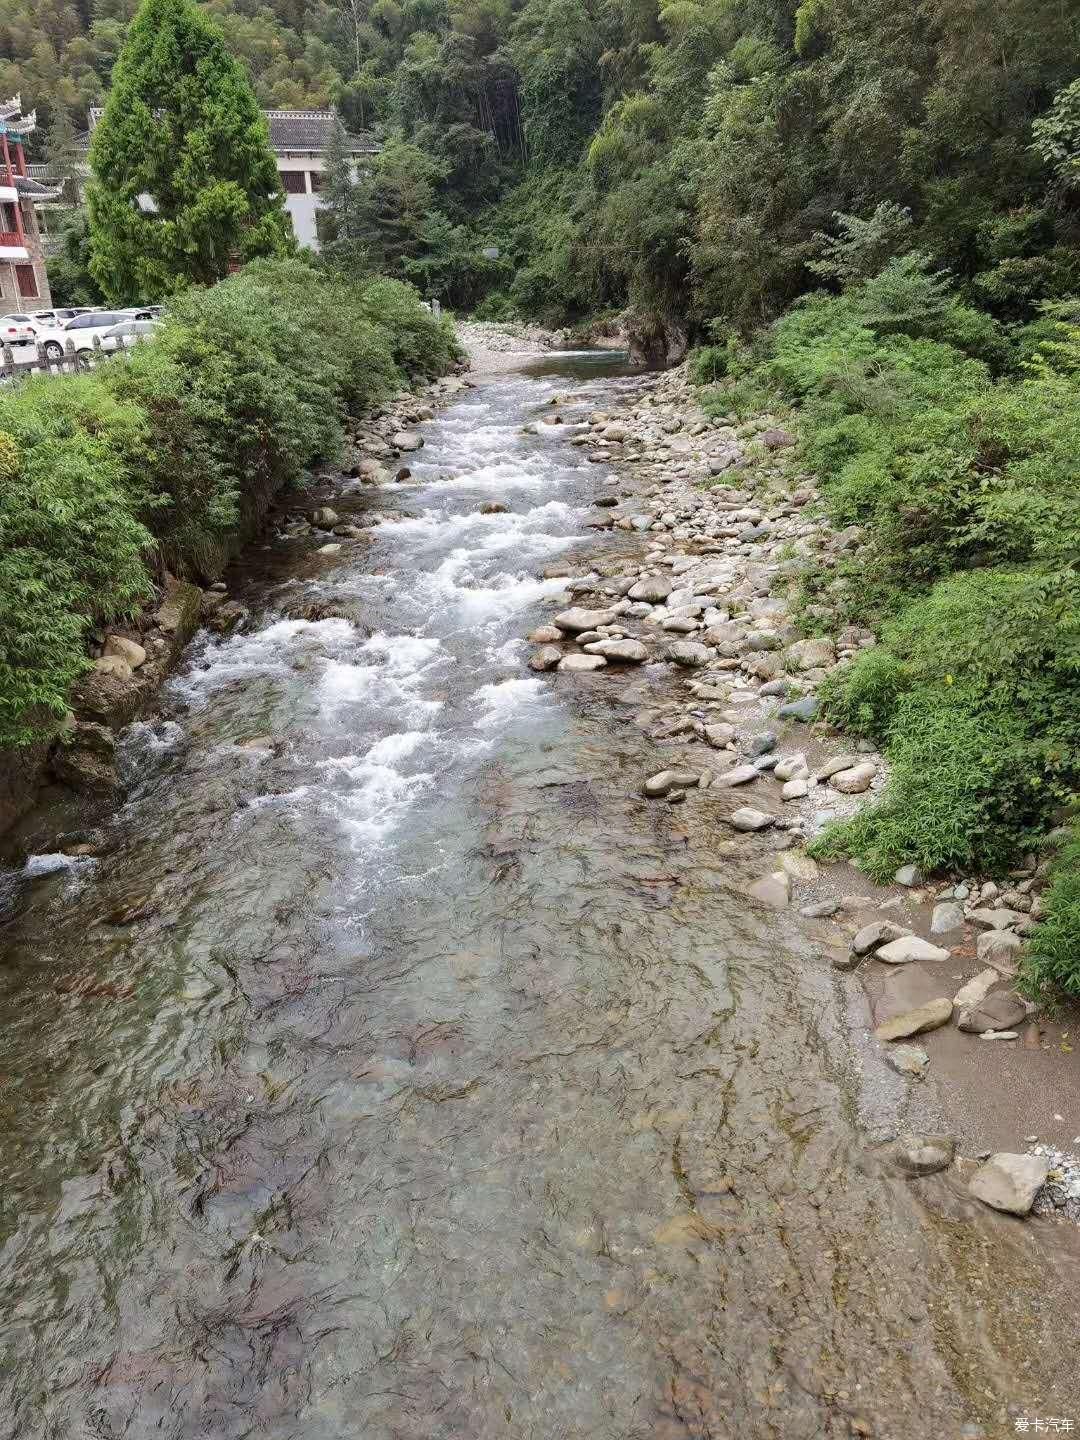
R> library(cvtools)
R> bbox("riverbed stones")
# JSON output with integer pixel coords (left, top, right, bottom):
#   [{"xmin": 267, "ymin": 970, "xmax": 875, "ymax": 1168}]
[
  {"xmin": 104, "ymin": 636, "xmax": 147, "ymax": 669},
  {"xmin": 667, "ymin": 640, "xmax": 711, "ymax": 667},
  {"xmin": 976, "ymin": 929, "xmax": 1022, "ymax": 969},
  {"xmin": 715, "ymin": 764, "xmax": 759, "ymax": 787},
  {"xmin": 529, "ymin": 624, "xmax": 563, "ymax": 643},
  {"xmin": 968, "ymin": 1153, "xmax": 1050, "ymax": 1215},
  {"xmin": 558, "ymin": 653, "xmax": 607, "ymax": 672},
  {"xmin": 729, "ymin": 806, "xmax": 776, "ymax": 832},
  {"xmin": 749, "ymin": 871, "xmax": 790, "ymax": 909},
  {"xmin": 778, "ymin": 695, "xmax": 819, "ymax": 722},
  {"xmin": 875, "ymin": 997, "xmax": 953, "ymax": 1041},
  {"xmin": 875, "ymin": 936, "xmax": 951, "ymax": 964},
  {"xmin": 93, "ymin": 654, "xmax": 134, "ymax": 680},
  {"xmin": 852, "ymin": 920, "xmax": 912, "ymax": 957},
  {"xmin": 644, "ymin": 768, "xmax": 701, "ymax": 797},
  {"xmin": 784, "ymin": 637, "xmax": 836, "ymax": 671},
  {"xmin": 829, "ymin": 762, "xmax": 877, "ymax": 794},
  {"xmin": 957, "ymin": 990, "xmax": 1028, "ymax": 1034},
  {"xmin": 816, "ymin": 755, "xmax": 862, "ymax": 782},
  {"xmin": 529, "ymin": 646, "xmax": 562, "ymax": 672},
  {"xmin": 886, "ymin": 1044, "xmax": 930, "ymax": 1080},
  {"xmin": 312, "ymin": 507, "xmax": 340, "ymax": 528},
  {"xmin": 629, "ymin": 575, "xmax": 672, "ymax": 602},
  {"xmin": 773, "ymin": 753, "xmax": 807, "ymax": 782},
  {"xmin": 781, "ymin": 778, "xmax": 809, "ymax": 800},
  {"xmin": 584, "ymin": 638, "xmax": 648, "ymax": 663},
  {"xmin": 954, "ymin": 969, "xmax": 1001, "ymax": 1011},
  {"xmin": 894, "ymin": 865, "xmax": 923, "ymax": 887},
  {"xmin": 930, "ymin": 901, "xmax": 965, "ymax": 934},
  {"xmin": 554, "ymin": 606, "xmax": 618, "ymax": 633},
  {"xmin": 703, "ymin": 722, "xmax": 736, "ymax": 748},
  {"xmin": 392, "ymin": 430, "xmax": 423, "ymax": 450},
  {"xmin": 894, "ymin": 1133, "xmax": 956, "ymax": 1176}
]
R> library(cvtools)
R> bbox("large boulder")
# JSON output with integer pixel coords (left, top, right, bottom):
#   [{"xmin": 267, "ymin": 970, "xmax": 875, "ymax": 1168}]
[
  {"xmin": 104, "ymin": 635, "xmax": 147, "ymax": 670},
  {"xmin": 392, "ymin": 430, "xmax": 424, "ymax": 451},
  {"xmin": 968, "ymin": 1153, "xmax": 1050, "ymax": 1215},
  {"xmin": 957, "ymin": 990, "xmax": 1028, "ymax": 1034}
]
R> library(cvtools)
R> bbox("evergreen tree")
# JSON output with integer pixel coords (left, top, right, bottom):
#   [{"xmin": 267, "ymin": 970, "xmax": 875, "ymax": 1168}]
[
  {"xmin": 86, "ymin": 0, "xmax": 293, "ymax": 302},
  {"xmin": 317, "ymin": 109, "xmax": 375, "ymax": 274}
]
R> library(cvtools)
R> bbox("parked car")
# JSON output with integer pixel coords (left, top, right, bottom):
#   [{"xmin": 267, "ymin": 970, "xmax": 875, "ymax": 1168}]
[
  {"xmin": 1, "ymin": 314, "xmax": 37, "ymax": 347},
  {"xmin": 27, "ymin": 307, "xmax": 90, "ymax": 326},
  {"xmin": 122, "ymin": 305, "xmax": 164, "ymax": 320},
  {"xmin": 101, "ymin": 318, "xmax": 161, "ymax": 348},
  {"xmin": 35, "ymin": 310, "xmax": 137, "ymax": 362}
]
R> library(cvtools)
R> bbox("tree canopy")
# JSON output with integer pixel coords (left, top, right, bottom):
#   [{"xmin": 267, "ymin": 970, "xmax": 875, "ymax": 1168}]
[{"xmin": 86, "ymin": 0, "xmax": 292, "ymax": 302}]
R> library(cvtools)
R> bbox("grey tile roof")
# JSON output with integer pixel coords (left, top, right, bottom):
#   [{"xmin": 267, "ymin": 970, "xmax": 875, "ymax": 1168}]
[{"xmin": 82, "ymin": 107, "xmax": 379, "ymax": 157}]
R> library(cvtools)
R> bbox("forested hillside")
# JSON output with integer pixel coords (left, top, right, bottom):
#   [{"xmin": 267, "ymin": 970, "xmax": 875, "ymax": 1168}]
[{"xmin": 6, "ymin": 1, "xmax": 1080, "ymax": 337}]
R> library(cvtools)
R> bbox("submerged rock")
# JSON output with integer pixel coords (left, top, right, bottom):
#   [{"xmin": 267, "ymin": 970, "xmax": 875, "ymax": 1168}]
[{"xmin": 894, "ymin": 1133, "xmax": 956, "ymax": 1176}]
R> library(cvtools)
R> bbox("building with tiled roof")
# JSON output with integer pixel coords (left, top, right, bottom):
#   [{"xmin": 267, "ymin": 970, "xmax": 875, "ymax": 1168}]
[{"xmin": 0, "ymin": 96, "xmax": 61, "ymax": 312}]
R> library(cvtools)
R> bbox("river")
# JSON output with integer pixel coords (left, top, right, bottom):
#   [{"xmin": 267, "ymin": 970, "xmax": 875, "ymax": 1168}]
[{"xmin": 0, "ymin": 352, "xmax": 1076, "ymax": 1439}]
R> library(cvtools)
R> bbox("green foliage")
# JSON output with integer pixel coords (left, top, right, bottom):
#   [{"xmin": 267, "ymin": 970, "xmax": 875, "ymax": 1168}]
[
  {"xmin": 86, "ymin": 0, "xmax": 293, "ymax": 302},
  {"xmin": 1022, "ymin": 823, "xmax": 1080, "ymax": 999},
  {"xmin": 0, "ymin": 263, "xmax": 454, "ymax": 746},
  {"xmin": 1032, "ymin": 78, "xmax": 1080, "ymax": 191},
  {"xmin": 808, "ymin": 204, "xmax": 915, "ymax": 288},
  {"xmin": 0, "ymin": 383, "xmax": 153, "ymax": 746}
]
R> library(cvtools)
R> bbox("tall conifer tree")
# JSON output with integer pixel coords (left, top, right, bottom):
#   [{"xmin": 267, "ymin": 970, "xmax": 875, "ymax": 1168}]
[{"xmin": 87, "ymin": 0, "xmax": 292, "ymax": 302}]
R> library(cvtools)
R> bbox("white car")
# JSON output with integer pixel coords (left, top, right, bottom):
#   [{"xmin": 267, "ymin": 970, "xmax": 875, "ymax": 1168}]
[
  {"xmin": 27, "ymin": 307, "xmax": 90, "ymax": 327},
  {"xmin": 36, "ymin": 309, "xmax": 136, "ymax": 363},
  {"xmin": 1, "ymin": 314, "xmax": 37, "ymax": 347},
  {"xmin": 101, "ymin": 318, "xmax": 161, "ymax": 348}
]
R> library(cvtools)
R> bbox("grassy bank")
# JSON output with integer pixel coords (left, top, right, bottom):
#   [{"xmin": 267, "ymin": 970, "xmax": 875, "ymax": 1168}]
[
  {"xmin": 692, "ymin": 258, "xmax": 1079, "ymax": 995},
  {"xmin": 0, "ymin": 259, "xmax": 458, "ymax": 749}
]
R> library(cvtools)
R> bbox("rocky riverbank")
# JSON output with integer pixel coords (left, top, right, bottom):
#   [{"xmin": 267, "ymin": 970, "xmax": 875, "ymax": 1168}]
[{"xmin": 521, "ymin": 361, "xmax": 1080, "ymax": 1222}]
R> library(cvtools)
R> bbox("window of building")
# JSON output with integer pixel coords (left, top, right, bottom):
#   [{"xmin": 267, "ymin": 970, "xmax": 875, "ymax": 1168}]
[
  {"xmin": 16, "ymin": 265, "xmax": 38, "ymax": 299},
  {"xmin": 279, "ymin": 170, "xmax": 306, "ymax": 195}
]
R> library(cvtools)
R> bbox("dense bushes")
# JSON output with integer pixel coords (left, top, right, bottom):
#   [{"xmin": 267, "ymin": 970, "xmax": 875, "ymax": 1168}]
[{"xmin": 0, "ymin": 260, "xmax": 457, "ymax": 747}]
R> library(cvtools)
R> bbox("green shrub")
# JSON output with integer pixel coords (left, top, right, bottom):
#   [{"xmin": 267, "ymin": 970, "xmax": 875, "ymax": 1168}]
[
  {"xmin": 812, "ymin": 567, "xmax": 1080, "ymax": 880},
  {"xmin": 0, "ymin": 380, "xmax": 154, "ymax": 745},
  {"xmin": 0, "ymin": 261, "xmax": 456, "ymax": 745},
  {"xmin": 1023, "ymin": 823, "xmax": 1080, "ymax": 998}
]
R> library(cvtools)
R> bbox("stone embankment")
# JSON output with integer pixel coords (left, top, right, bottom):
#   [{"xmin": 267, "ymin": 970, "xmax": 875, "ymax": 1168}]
[{"xmin": 524, "ymin": 362, "xmax": 1078, "ymax": 1222}]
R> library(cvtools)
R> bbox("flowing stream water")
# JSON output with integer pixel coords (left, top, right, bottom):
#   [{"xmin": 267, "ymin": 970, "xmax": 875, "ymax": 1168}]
[{"xmin": 0, "ymin": 354, "xmax": 1077, "ymax": 1439}]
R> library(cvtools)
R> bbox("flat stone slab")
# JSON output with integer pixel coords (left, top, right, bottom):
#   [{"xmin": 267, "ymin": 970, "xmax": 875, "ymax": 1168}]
[
  {"xmin": 584, "ymin": 638, "xmax": 648, "ymax": 663},
  {"xmin": 957, "ymin": 990, "xmax": 1028, "ymax": 1034},
  {"xmin": 875, "ymin": 997, "xmax": 953, "ymax": 1041},
  {"xmin": 715, "ymin": 765, "xmax": 758, "ymax": 787},
  {"xmin": 875, "ymin": 936, "xmax": 951, "ymax": 965},
  {"xmin": 558, "ymin": 654, "xmax": 606, "ymax": 672}
]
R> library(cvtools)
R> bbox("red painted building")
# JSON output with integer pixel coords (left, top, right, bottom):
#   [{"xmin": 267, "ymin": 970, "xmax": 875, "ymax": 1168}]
[{"xmin": 0, "ymin": 96, "xmax": 60, "ymax": 314}]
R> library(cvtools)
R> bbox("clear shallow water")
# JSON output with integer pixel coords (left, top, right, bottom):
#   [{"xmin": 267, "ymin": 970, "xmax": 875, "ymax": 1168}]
[{"xmin": 0, "ymin": 355, "xmax": 1075, "ymax": 1439}]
